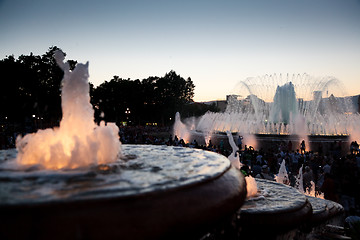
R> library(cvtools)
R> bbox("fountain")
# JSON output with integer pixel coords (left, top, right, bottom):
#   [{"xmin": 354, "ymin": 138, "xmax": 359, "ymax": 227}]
[
  {"xmin": 172, "ymin": 75, "xmax": 347, "ymax": 239},
  {"xmin": 225, "ymin": 131, "xmax": 258, "ymax": 198},
  {"xmin": 14, "ymin": 51, "xmax": 121, "ymax": 170},
  {"xmin": 270, "ymin": 82, "xmax": 298, "ymax": 125},
  {"xmin": 176, "ymin": 73, "xmax": 359, "ymax": 153},
  {"xmin": 0, "ymin": 52, "xmax": 247, "ymax": 240},
  {"xmin": 173, "ymin": 112, "xmax": 191, "ymax": 143},
  {"xmin": 275, "ymin": 159, "xmax": 290, "ymax": 185},
  {"xmin": 0, "ymin": 52, "xmax": 347, "ymax": 239}
]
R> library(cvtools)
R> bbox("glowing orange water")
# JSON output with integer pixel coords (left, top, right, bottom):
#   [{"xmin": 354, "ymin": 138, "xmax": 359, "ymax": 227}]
[
  {"xmin": 16, "ymin": 51, "xmax": 121, "ymax": 170},
  {"xmin": 305, "ymin": 181, "xmax": 325, "ymax": 199}
]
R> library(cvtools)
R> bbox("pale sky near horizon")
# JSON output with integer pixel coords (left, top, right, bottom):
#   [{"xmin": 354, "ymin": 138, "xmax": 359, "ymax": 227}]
[{"xmin": 1, "ymin": 0, "xmax": 359, "ymax": 102}]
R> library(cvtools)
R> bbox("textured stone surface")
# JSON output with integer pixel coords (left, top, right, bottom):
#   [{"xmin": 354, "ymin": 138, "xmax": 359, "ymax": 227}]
[
  {"xmin": 0, "ymin": 145, "xmax": 230, "ymax": 205},
  {"xmin": 307, "ymin": 196, "xmax": 344, "ymax": 225},
  {"xmin": 241, "ymin": 179, "xmax": 307, "ymax": 214},
  {"xmin": 0, "ymin": 145, "xmax": 246, "ymax": 240},
  {"xmin": 237, "ymin": 179, "xmax": 312, "ymax": 237}
]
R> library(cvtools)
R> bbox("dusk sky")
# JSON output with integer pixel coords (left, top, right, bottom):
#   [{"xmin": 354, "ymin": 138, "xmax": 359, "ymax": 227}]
[{"xmin": 1, "ymin": 0, "xmax": 359, "ymax": 102}]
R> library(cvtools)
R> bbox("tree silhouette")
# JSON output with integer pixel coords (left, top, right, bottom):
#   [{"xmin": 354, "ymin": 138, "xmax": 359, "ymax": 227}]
[
  {"xmin": 0, "ymin": 47, "xmax": 195, "ymax": 141},
  {"xmin": 0, "ymin": 46, "xmax": 76, "ymax": 134},
  {"xmin": 92, "ymin": 71, "xmax": 195, "ymax": 126}
]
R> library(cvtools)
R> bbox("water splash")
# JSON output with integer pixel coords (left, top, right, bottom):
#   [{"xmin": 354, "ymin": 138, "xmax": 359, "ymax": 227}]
[
  {"xmin": 15, "ymin": 51, "xmax": 121, "ymax": 170},
  {"xmin": 172, "ymin": 112, "xmax": 191, "ymax": 143},
  {"xmin": 305, "ymin": 181, "xmax": 324, "ymax": 199},
  {"xmin": 225, "ymin": 131, "xmax": 258, "ymax": 198},
  {"xmin": 226, "ymin": 131, "xmax": 240, "ymax": 169},
  {"xmin": 275, "ymin": 159, "xmax": 290, "ymax": 185},
  {"xmin": 245, "ymin": 176, "xmax": 258, "ymax": 198},
  {"xmin": 295, "ymin": 165, "xmax": 305, "ymax": 194}
]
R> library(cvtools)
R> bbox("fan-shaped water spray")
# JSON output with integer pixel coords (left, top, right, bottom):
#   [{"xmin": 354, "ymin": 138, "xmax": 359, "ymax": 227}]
[{"xmin": 195, "ymin": 74, "xmax": 359, "ymax": 139}]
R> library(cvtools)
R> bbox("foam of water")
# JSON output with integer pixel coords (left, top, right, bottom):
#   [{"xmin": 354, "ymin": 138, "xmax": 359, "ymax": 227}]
[
  {"xmin": 305, "ymin": 181, "xmax": 324, "ymax": 199},
  {"xmin": 275, "ymin": 159, "xmax": 290, "ymax": 185},
  {"xmin": 172, "ymin": 112, "xmax": 191, "ymax": 143},
  {"xmin": 245, "ymin": 175, "xmax": 258, "ymax": 198},
  {"xmin": 226, "ymin": 131, "xmax": 241, "ymax": 169},
  {"xmin": 295, "ymin": 165, "xmax": 305, "ymax": 194},
  {"xmin": 225, "ymin": 130, "xmax": 258, "ymax": 198},
  {"xmin": 15, "ymin": 51, "xmax": 121, "ymax": 170}
]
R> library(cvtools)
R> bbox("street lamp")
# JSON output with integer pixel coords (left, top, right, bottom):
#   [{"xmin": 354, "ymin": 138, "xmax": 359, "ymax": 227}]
[{"xmin": 125, "ymin": 108, "xmax": 131, "ymax": 120}]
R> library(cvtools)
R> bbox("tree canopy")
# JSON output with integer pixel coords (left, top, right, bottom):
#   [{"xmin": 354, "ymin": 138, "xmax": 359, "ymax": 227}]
[
  {"xmin": 0, "ymin": 46, "xmax": 73, "ymax": 131},
  {"xmin": 91, "ymin": 70, "xmax": 195, "ymax": 125},
  {"xmin": 0, "ymin": 46, "xmax": 196, "ymax": 134}
]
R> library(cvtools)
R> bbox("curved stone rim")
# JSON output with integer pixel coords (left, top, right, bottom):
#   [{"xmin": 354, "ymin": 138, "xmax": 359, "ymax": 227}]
[
  {"xmin": 237, "ymin": 179, "xmax": 313, "ymax": 233},
  {"xmin": 0, "ymin": 145, "xmax": 247, "ymax": 239},
  {"xmin": 0, "ymin": 166, "xmax": 247, "ymax": 240},
  {"xmin": 240, "ymin": 179, "xmax": 308, "ymax": 214},
  {"xmin": 0, "ymin": 145, "xmax": 231, "ymax": 207},
  {"xmin": 307, "ymin": 196, "xmax": 344, "ymax": 226}
]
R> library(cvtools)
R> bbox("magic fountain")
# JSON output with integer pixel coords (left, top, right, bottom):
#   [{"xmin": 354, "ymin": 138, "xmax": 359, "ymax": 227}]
[
  {"xmin": 0, "ymin": 52, "xmax": 247, "ymax": 240},
  {"xmin": 175, "ymin": 74, "xmax": 360, "ymax": 152}
]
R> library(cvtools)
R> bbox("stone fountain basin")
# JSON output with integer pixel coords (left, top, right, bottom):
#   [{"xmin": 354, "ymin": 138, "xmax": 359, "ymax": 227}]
[
  {"xmin": 307, "ymin": 196, "xmax": 344, "ymax": 226},
  {"xmin": 0, "ymin": 145, "xmax": 247, "ymax": 240},
  {"xmin": 237, "ymin": 179, "xmax": 313, "ymax": 237}
]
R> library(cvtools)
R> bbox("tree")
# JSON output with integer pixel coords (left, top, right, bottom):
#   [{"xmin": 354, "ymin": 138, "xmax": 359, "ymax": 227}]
[
  {"xmin": 91, "ymin": 76, "xmax": 143, "ymax": 125},
  {"xmin": 92, "ymin": 71, "xmax": 195, "ymax": 126},
  {"xmin": 180, "ymin": 102, "xmax": 220, "ymax": 118},
  {"xmin": 1, "ymin": 46, "xmax": 195, "ymax": 136},
  {"xmin": 0, "ymin": 46, "xmax": 77, "ymax": 133},
  {"xmin": 152, "ymin": 70, "xmax": 195, "ymax": 125}
]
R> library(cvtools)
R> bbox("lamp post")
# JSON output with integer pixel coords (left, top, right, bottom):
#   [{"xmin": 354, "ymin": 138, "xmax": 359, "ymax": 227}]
[
  {"xmin": 32, "ymin": 114, "xmax": 37, "ymax": 130},
  {"xmin": 125, "ymin": 108, "xmax": 131, "ymax": 125}
]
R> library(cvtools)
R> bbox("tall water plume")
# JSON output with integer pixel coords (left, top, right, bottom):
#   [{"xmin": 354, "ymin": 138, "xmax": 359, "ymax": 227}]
[
  {"xmin": 275, "ymin": 159, "xmax": 290, "ymax": 185},
  {"xmin": 225, "ymin": 131, "xmax": 257, "ymax": 198},
  {"xmin": 173, "ymin": 112, "xmax": 191, "ymax": 143},
  {"xmin": 15, "ymin": 51, "xmax": 121, "ymax": 170}
]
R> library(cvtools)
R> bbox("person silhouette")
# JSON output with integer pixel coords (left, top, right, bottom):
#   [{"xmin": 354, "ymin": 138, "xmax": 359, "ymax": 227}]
[{"xmin": 300, "ymin": 140, "xmax": 306, "ymax": 154}]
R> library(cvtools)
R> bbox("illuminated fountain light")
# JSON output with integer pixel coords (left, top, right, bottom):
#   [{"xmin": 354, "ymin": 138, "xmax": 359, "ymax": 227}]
[
  {"xmin": 173, "ymin": 112, "xmax": 191, "ymax": 143},
  {"xmin": 305, "ymin": 181, "xmax": 324, "ymax": 199},
  {"xmin": 189, "ymin": 74, "xmax": 360, "ymax": 146},
  {"xmin": 14, "ymin": 51, "xmax": 121, "ymax": 170}
]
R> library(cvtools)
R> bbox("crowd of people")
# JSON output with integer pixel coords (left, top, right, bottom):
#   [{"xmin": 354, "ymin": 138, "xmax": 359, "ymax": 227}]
[
  {"xmin": 119, "ymin": 126, "xmax": 360, "ymax": 218},
  {"xmin": 2, "ymin": 125, "xmax": 360, "ymax": 219}
]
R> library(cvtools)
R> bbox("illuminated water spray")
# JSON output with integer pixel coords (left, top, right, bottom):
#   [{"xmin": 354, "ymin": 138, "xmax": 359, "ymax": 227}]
[{"xmin": 15, "ymin": 51, "xmax": 121, "ymax": 170}]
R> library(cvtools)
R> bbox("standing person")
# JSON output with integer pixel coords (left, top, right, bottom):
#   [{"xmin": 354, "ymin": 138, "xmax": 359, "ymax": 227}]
[
  {"xmin": 321, "ymin": 173, "xmax": 338, "ymax": 202},
  {"xmin": 219, "ymin": 139, "xmax": 224, "ymax": 153},
  {"xmin": 303, "ymin": 166, "xmax": 314, "ymax": 192},
  {"xmin": 288, "ymin": 140, "xmax": 293, "ymax": 152},
  {"xmin": 237, "ymin": 135, "xmax": 243, "ymax": 151},
  {"xmin": 207, "ymin": 139, "xmax": 213, "ymax": 149},
  {"xmin": 252, "ymin": 161, "xmax": 262, "ymax": 177},
  {"xmin": 323, "ymin": 161, "xmax": 331, "ymax": 174},
  {"xmin": 300, "ymin": 140, "xmax": 306, "ymax": 154},
  {"xmin": 353, "ymin": 141, "xmax": 359, "ymax": 154},
  {"xmin": 256, "ymin": 165, "xmax": 274, "ymax": 181}
]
